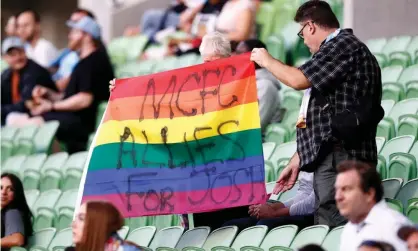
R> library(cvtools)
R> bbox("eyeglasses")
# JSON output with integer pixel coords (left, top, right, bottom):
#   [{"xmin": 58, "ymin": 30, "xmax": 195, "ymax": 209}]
[{"xmin": 298, "ymin": 21, "xmax": 314, "ymax": 39}]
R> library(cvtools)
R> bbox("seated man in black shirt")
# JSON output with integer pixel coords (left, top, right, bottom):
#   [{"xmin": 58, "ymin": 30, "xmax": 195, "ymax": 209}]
[
  {"xmin": 1, "ymin": 36, "xmax": 57, "ymax": 125},
  {"xmin": 7, "ymin": 16, "xmax": 114, "ymax": 153}
]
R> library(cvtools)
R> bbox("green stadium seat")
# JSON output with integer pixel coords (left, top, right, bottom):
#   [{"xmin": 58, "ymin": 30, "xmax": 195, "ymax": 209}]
[
  {"xmin": 265, "ymin": 109, "xmax": 299, "ymax": 144},
  {"xmin": 2, "ymin": 155, "xmax": 27, "ymax": 177},
  {"xmin": 153, "ymin": 56, "xmax": 179, "ymax": 73},
  {"xmin": 386, "ymin": 98, "xmax": 418, "ymax": 138},
  {"xmin": 265, "ymin": 160, "xmax": 275, "ymax": 182},
  {"xmin": 382, "ymin": 65, "xmax": 404, "ymax": 102},
  {"xmin": 25, "ymin": 189, "xmax": 40, "ymax": 208},
  {"xmin": 381, "ymin": 100, "xmax": 395, "ymax": 117},
  {"xmin": 269, "ymin": 247, "xmax": 293, "ymax": 251},
  {"xmin": 407, "ymin": 201, "xmax": 418, "ymax": 223},
  {"xmin": 1, "ymin": 126, "xmax": 19, "ymax": 162},
  {"xmin": 388, "ymin": 152, "xmax": 417, "ymax": 181},
  {"xmin": 32, "ymin": 189, "xmax": 62, "ymax": 230},
  {"xmin": 175, "ymin": 227, "xmax": 211, "ymax": 250},
  {"xmin": 376, "ymin": 137, "xmax": 386, "ymax": 153},
  {"xmin": 266, "ymin": 35, "xmax": 286, "ymax": 62},
  {"xmin": 118, "ymin": 226, "xmax": 130, "ymax": 239},
  {"xmin": 398, "ymin": 65, "xmax": 418, "ymax": 99},
  {"xmin": 217, "ymin": 225, "xmax": 267, "ymax": 251},
  {"xmin": 385, "ymin": 198, "xmax": 404, "ymax": 213},
  {"xmin": 39, "ymin": 152, "xmax": 69, "ymax": 191},
  {"xmin": 389, "ymin": 36, "xmax": 418, "ymax": 67},
  {"xmin": 396, "ymin": 178, "xmax": 418, "ymax": 212},
  {"xmin": 20, "ymin": 154, "xmax": 48, "ymax": 190},
  {"xmin": 27, "ymin": 228, "xmax": 57, "ymax": 250},
  {"xmin": 381, "ymin": 135, "xmax": 415, "ymax": 164},
  {"xmin": 377, "ymin": 100, "xmax": 396, "ymax": 140},
  {"xmin": 126, "ymin": 226, "xmax": 157, "ymax": 247},
  {"xmin": 270, "ymin": 141, "xmax": 297, "ymax": 176},
  {"xmin": 382, "ymin": 178, "xmax": 403, "ymax": 199},
  {"xmin": 125, "ymin": 35, "xmax": 149, "ymax": 62},
  {"xmin": 95, "ymin": 102, "xmax": 108, "ymax": 129},
  {"xmin": 128, "ymin": 217, "xmax": 150, "ymax": 229},
  {"xmin": 33, "ymin": 228, "xmax": 73, "ymax": 251},
  {"xmin": 55, "ymin": 189, "xmax": 78, "ymax": 230},
  {"xmin": 262, "ymin": 142, "xmax": 276, "ymax": 160},
  {"xmin": 321, "ymin": 226, "xmax": 344, "ymax": 251},
  {"xmin": 377, "ymin": 154, "xmax": 387, "ymax": 180},
  {"xmin": 153, "ymin": 215, "xmax": 180, "ymax": 231},
  {"xmin": 260, "ymin": 225, "xmax": 298, "ymax": 249},
  {"xmin": 282, "ymin": 91, "xmax": 303, "ymax": 112},
  {"xmin": 182, "ymin": 248, "xmax": 205, "ymax": 251},
  {"xmin": 366, "ymin": 38, "xmax": 387, "ymax": 54},
  {"xmin": 265, "ymin": 181, "xmax": 276, "ymax": 195},
  {"xmin": 2, "ymin": 125, "xmax": 19, "ymax": 141},
  {"xmin": 61, "ymin": 151, "xmax": 88, "ymax": 191},
  {"xmin": 289, "ymin": 225, "xmax": 329, "ymax": 250},
  {"xmin": 377, "ymin": 36, "xmax": 412, "ymax": 67},
  {"xmin": 10, "ymin": 247, "xmax": 27, "ymax": 251},
  {"xmin": 256, "ymin": 2, "xmax": 276, "ymax": 42},
  {"xmin": 33, "ymin": 121, "xmax": 59, "ymax": 153},
  {"xmin": 202, "ymin": 226, "xmax": 238, "ymax": 250},
  {"xmin": 149, "ymin": 226, "xmax": 184, "ymax": 250},
  {"xmin": 13, "ymin": 125, "xmax": 39, "ymax": 156},
  {"xmin": 2, "ymin": 140, "xmax": 14, "ymax": 163},
  {"xmin": 177, "ymin": 54, "xmax": 200, "ymax": 68}
]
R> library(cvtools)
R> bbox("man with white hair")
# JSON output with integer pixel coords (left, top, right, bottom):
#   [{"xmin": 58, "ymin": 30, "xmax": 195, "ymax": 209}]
[{"xmin": 199, "ymin": 31, "xmax": 231, "ymax": 62}]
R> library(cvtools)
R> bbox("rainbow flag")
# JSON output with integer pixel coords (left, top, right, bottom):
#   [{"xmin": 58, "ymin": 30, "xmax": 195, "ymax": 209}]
[{"xmin": 80, "ymin": 53, "xmax": 267, "ymax": 217}]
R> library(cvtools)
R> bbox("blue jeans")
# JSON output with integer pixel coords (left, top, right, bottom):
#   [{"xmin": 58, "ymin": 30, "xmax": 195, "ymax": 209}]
[
  {"xmin": 140, "ymin": 9, "xmax": 180, "ymax": 40},
  {"xmin": 222, "ymin": 215, "xmax": 314, "ymax": 232}
]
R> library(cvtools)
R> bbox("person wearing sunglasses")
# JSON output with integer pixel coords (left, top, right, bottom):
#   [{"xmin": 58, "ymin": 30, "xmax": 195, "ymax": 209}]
[{"xmin": 250, "ymin": 0, "xmax": 383, "ymax": 229}]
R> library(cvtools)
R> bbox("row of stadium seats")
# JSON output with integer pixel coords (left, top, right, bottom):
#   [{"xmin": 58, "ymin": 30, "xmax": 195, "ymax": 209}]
[
  {"xmin": 366, "ymin": 36, "xmax": 418, "ymax": 68},
  {"xmin": 11, "ymin": 224, "xmax": 344, "ymax": 251},
  {"xmin": 382, "ymin": 65, "xmax": 418, "ymax": 101}
]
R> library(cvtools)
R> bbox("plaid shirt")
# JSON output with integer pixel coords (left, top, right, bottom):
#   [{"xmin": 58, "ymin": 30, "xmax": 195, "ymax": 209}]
[{"xmin": 297, "ymin": 29, "xmax": 382, "ymax": 170}]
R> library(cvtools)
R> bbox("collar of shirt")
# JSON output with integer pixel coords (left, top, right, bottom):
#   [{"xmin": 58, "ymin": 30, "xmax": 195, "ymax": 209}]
[{"xmin": 353, "ymin": 200, "xmax": 388, "ymax": 231}]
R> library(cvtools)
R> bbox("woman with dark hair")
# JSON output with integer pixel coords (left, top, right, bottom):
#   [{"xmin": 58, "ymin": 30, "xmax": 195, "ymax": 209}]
[
  {"xmin": 1, "ymin": 173, "xmax": 33, "ymax": 250},
  {"xmin": 358, "ymin": 240, "xmax": 396, "ymax": 251},
  {"xmin": 66, "ymin": 201, "xmax": 142, "ymax": 251}
]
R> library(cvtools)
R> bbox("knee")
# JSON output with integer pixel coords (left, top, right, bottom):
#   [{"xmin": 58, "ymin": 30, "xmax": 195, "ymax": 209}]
[{"xmin": 6, "ymin": 112, "xmax": 29, "ymax": 126}]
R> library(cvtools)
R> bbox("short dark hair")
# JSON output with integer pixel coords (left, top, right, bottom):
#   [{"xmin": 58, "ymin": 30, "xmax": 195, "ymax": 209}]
[
  {"xmin": 294, "ymin": 0, "xmax": 340, "ymax": 29},
  {"xmin": 17, "ymin": 9, "xmax": 41, "ymax": 23},
  {"xmin": 299, "ymin": 244, "xmax": 326, "ymax": 251},
  {"xmin": 337, "ymin": 160, "xmax": 384, "ymax": 203},
  {"xmin": 74, "ymin": 8, "xmax": 95, "ymax": 19},
  {"xmin": 359, "ymin": 240, "xmax": 396, "ymax": 251}
]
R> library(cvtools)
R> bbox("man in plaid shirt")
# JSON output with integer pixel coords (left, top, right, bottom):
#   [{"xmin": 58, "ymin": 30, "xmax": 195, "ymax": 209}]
[{"xmin": 251, "ymin": 0, "xmax": 382, "ymax": 227}]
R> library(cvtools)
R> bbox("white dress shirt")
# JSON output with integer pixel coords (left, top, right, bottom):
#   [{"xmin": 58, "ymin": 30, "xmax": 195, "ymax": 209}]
[
  {"xmin": 339, "ymin": 200, "xmax": 412, "ymax": 251},
  {"xmin": 25, "ymin": 38, "xmax": 58, "ymax": 68}
]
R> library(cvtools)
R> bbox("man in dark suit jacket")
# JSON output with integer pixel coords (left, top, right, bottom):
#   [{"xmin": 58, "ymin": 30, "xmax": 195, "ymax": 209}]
[{"xmin": 1, "ymin": 36, "xmax": 56, "ymax": 125}]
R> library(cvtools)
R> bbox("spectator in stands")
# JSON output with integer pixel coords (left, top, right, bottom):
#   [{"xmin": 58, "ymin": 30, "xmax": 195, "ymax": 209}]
[
  {"xmin": 199, "ymin": 31, "xmax": 231, "ymax": 62},
  {"xmin": 336, "ymin": 161, "xmax": 411, "ymax": 251},
  {"xmin": 1, "ymin": 36, "xmax": 57, "ymax": 125},
  {"xmin": 398, "ymin": 225, "xmax": 418, "ymax": 251},
  {"xmin": 66, "ymin": 201, "xmax": 142, "ymax": 251},
  {"xmin": 49, "ymin": 8, "xmax": 95, "ymax": 91},
  {"xmin": 215, "ymin": 0, "xmax": 256, "ymax": 43},
  {"xmin": 7, "ymin": 16, "xmax": 115, "ymax": 153},
  {"xmin": 250, "ymin": 0, "xmax": 384, "ymax": 228},
  {"xmin": 17, "ymin": 9, "xmax": 58, "ymax": 68},
  {"xmin": 1, "ymin": 173, "xmax": 33, "ymax": 250},
  {"xmin": 222, "ymin": 172, "xmax": 314, "ymax": 231},
  {"xmin": 235, "ymin": 39, "xmax": 281, "ymax": 132},
  {"xmin": 5, "ymin": 16, "xmax": 17, "ymax": 37},
  {"xmin": 358, "ymin": 241, "xmax": 396, "ymax": 251},
  {"xmin": 123, "ymin": 0, "xmax": 189, "ymax": 41}
]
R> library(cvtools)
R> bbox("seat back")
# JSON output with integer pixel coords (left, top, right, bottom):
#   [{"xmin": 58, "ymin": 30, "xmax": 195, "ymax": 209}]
[
  {"xmin": 376, "ymin": 137, "xmax": 386, "ymax": 153},
  {"xmin": 32, "ymin": 189, "xmax": 62, "ymax": 214},
  {"xmin": 47, "ymin": 228, "xmax": 72, "ymax": 250},
  {"xmin": 270, "ymin": 141, "xmax": 297, "ymax": 163},
  {"xmin": 14, "ymin": 125, "xmax": 38, "ymax": 145},
  {"xmin": 396, "ymin": 178, "xmax": 418, "ymax": 210},
  {"xmin": 398, "ymin": 64, "xmax": 418, "ymax": 86},
  {"xmin": 388, "ymin": 98, "xmax": 418, "ymax": 129},
  {"xmin": 41, "ymin": 152, "xmax": 69, "ymax": 173},
  {"xmin": 2, "ymin": 126, "xmax": 19, "ymax": 141},
  {"xmin": 24, "ymin": 189, "xmax": 40, "ymax": 208},
  {"xmin": 382, "ymin": 178, "xmax": 403, "ymax": 199},
  {"xmin": 290, "ymin": 225, "xmax": 329, "ymax": 249},
  {"xmin": 382, "ymin": 66, "xmax": 403, "ymax": 83},
  {"xmin": 380, "ymin": 135, "xmax": 415, "ymax": 163},
  {"xmin": 149, "ymin": 226, "xmax": 184, "ymax": 249},
  {"xmin": 366, "ymin": 38, "xmax": 387, "ymax": 54},
  {"xmin": 202, "ymin": 226, "xmax": 238, "ymax": 250},
  {"xmin": 321, "ymin": 226, "xmax": 344, "ymax": 251},
  {"xmin": 175, "ymin": 226, "xmax": 211, "ymax": 249},
  {"xmin": 2, "ymin": 155, "xmax": 27, "ymax": 176},
  {"xmin": 27, "ymin": 228, "xmax": 57, "ymax": 248},
  {"xmin": 33, "ymin": 121, "xmax": 59, "ymax": 153},
  {"xmin": 22, "ymin": 153, "xmax": 47, "ymax": 175},
  {"xmin": 126, "ymin": 226, "xmax": 157, "ymax": 247},
  {"xmin": 276, "ymin": 182, "xmax": 300, "ymax": 201},
  {"xmin": 117, "ymin": 226, "xmax": 130, "ymax": 239},
  {"xmin": 382, "ymin": 36, "xmax": 412, "ymax": 56},
  {"xmin": 63, "ymin": 151, "xmax": 88, "ymax": 173},
  {"xmin": 381, "ymin": 100, "xmax": 395, "ymax": 117},
  {"xmin": 263, "ymin": 142, "xmax": 276, "ymax": 160},
  {"xmin": 260, "ymin": 225, "xmax": 298, "ymax": 249},
  {"xmin": 56, "ymin": 189, "xmax": 78, "ymax": 212},
  {"xmin": 231, "ymin": 225, "xmax": 268, "ymax": 250}
]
